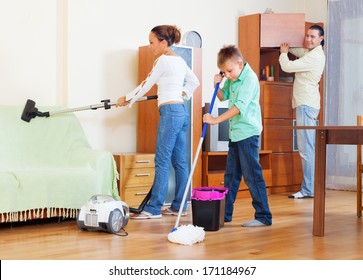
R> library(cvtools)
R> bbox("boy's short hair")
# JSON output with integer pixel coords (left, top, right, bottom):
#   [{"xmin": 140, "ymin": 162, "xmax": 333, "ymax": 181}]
[{"xmin": 217, "ymin": 45, "xmax": 244, "ymax": 68}]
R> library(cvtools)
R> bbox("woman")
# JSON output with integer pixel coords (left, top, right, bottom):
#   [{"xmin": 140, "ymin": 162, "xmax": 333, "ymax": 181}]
[{"xmin": 116, "ymin": 25, "xmax": 200, "ymax": 219}]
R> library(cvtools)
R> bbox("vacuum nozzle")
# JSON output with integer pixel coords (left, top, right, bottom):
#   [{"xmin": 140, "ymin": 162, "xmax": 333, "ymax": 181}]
[{"xmin": 21, "ymin": 99, "xmax": 49, "ymax": 122}]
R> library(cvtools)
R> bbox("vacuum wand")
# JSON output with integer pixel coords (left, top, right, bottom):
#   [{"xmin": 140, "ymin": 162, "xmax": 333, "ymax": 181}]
[{"xmin": 21, "ymin": 95, "xmax": 157, "ymax": 123}]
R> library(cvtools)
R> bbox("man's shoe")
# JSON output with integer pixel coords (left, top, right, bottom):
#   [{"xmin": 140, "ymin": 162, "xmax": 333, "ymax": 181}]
[
  {"xmin": 298, "ymin": 195, "xmax": 314, "ymax": 199},
  {"xmin": 288, "ymin": 191, "xmax": 304, "ymax": 199}
]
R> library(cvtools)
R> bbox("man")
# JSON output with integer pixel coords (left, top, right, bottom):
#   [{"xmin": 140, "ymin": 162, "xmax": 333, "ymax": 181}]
[{"xmin": 279, "ymin": 25, "xmax": 326, "ymax": 199}]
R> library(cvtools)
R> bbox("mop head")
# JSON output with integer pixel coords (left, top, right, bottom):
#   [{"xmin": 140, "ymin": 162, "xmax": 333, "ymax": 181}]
[{"xmin": 167, "ymin": 224, "xmax": 205, "ymax": 245}]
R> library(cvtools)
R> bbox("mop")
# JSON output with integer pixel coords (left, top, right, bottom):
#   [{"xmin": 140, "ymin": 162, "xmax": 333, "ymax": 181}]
[
  {"xmin": 21, "ymin": 95, "xmax": 157, "ymax": 123},
  {"xmin": 168, "ymin": 73, "xmax": 222, "ymax": 246}
]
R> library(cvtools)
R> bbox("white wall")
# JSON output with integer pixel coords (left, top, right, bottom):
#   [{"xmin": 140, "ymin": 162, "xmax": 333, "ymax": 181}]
[
  {"xmin": 0, "ymin": 0, "xmax": 59, "ymax": 105},
  {"xmin": 0, "ymin": 0, "xmax": 327, "ymax": 153}
]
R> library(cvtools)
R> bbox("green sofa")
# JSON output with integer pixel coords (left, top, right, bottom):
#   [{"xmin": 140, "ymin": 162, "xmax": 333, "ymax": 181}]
[{"xmin": 0, "ymin": 105, "xmax": 119, "ymax": 222}]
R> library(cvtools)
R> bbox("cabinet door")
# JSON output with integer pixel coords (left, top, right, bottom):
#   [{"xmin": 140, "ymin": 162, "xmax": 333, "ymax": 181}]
[
  {"xmin": 260, "ymin": 14, "xmax": 305, "ymax": 47},
  {"xmin": 262, "ymin": 84, "xmax": 293, "ymax": 119},
  {"xmin": 238, "ymin": 14, "xmax": 261, "ymax": 79}
]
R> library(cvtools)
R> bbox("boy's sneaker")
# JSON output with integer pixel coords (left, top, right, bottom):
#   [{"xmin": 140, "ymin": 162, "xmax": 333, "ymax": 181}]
[{"xmin": 241, "ymin": 219, "xmax": 268, "ymax": 227}]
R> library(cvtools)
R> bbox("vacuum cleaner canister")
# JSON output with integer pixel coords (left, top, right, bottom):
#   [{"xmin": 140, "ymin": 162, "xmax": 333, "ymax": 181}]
[{"xmin": 77, "ymin": 195, "xmax": 129, "ymax": 234}]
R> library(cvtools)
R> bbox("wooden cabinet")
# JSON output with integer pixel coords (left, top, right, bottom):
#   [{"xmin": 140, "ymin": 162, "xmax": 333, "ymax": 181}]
[
  {"xmin": 202, "ymin": 150, "xmax": 272, "ymax": 198},
  {"xmin": 238, "ymin": 13, "xmax": 305, "ymax": 81},
  {"xmin": 137, "ymin": 45, "xmax": 203, "ymax": 189},
  {"xmin": 261, "ymin": 81, "xmax": 302, "ymax": 193},
  {"xmin": 113, "ymin": 153, "xmax": 155, "ymax": 207}
]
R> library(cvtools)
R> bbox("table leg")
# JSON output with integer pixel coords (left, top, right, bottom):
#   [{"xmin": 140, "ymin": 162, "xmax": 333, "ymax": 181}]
[{"xmin": 313, "ymin": 129, "xmax": 327, "ymax": 236}]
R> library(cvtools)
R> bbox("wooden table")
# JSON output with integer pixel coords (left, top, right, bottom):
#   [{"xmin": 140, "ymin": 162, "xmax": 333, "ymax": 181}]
[
  {"xmin": 292, "ymin": 126, "xmax": 363, "ymax": 236},
  {"xmin": 311, "ymin": 126, "xmax": 363, "ymax": 236}
]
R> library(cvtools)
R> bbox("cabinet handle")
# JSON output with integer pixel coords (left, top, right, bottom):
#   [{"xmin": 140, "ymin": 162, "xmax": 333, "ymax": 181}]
[
  {"xmin": 135, "ymin": 192, "xmax": 149, "ymax": 196},
  {"xmin": 220, "ymin": 181, "xmax": 224, "ymax": 185},
  {"xmin": 135, "ymin": 173, "xmax": 150, "ymax": 177},
  {"xmin": 274, "ymin": 152, "xmax": 286, "ymax": 155},
  {"xmin": 136, "ymin": 160, "xmax": 151, "ymax": 163}
]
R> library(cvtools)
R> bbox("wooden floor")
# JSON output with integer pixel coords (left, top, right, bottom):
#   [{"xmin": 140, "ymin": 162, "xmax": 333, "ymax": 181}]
[{"xmin": 1, "ymin": 190, "xmax": 362, "ymax": 260}]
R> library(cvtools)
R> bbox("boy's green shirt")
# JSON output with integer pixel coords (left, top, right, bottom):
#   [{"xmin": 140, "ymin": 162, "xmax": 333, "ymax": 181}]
[{"xmin": 221, "ymin": 62, "xmax": 262, "ymax": 142}]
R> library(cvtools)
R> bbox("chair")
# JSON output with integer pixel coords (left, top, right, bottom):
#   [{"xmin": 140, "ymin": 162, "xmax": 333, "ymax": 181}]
[{"xmin": 357, "ymin": 115, "xmax": 363, "ymax": 218}]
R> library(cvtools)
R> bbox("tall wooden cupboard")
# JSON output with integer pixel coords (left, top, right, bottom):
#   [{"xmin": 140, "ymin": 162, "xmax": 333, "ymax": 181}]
[
  {"xmin": 238, "ymin": 13, "xmax": 324, "ymax": 193},
  {"xmin": 137, "ymin": 46, "xmax": 203, "ymax": 191}
]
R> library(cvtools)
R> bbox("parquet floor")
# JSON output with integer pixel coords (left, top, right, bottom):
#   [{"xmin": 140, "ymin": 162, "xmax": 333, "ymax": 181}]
[{"xmin": 0, "ymin": 190, "xmax": 362, "ymax": 260}]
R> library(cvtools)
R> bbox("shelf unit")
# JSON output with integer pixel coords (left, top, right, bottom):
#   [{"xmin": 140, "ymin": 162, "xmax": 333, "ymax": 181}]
[{"xmin": 202, "ymin": 150, "xmax": 272, "ymax": 198}]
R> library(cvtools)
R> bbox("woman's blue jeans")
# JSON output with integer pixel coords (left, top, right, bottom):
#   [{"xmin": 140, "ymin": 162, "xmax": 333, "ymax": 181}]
[
  {"xmin": 143, "ymin": 104, "xmax": 189, "ymax": 215},
  {"xmin": 224, "ymin": 136, "xmax": 272, "ymax": 225},
  {"xmin": 296, "ymin": 105, "xmax": 319, "ymax": 197}
]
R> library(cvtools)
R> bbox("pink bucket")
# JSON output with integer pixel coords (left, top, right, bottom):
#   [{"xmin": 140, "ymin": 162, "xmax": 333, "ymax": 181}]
[{"xmin": 191, "ymin": 187, "xmax": 228, "ymax": 201}]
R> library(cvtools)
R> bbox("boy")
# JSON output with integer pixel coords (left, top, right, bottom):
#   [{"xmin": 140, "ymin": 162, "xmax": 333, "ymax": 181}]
[{"xmin": 203, "ymin": 45, "xmax": 272, "ymax": 227}]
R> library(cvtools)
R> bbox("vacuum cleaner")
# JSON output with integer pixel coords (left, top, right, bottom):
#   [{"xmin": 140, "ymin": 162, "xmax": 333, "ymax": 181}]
[
  {"xmin": 21, "ymin": 95, "xmax": 157, "ymax": 123},
  {"xmin": 77, "ymin": 194, "xmax": 130, "ymax": 234},
  {"xmin": 20, "ymin": 95, "xmax": 157, "ymax": 214}
]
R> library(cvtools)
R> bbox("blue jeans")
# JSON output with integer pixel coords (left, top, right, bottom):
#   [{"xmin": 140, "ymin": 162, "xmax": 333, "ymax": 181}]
[
  {"xmin": 224, "ymin": 136, "xmax": 272, "ymax": 225},
  {"xmin": 143, "ymin": 104, "xmax": 189, "ymax": 215},
  {"xmin": 296, "ymin": 105, "xmax": 319, "ymax": 197}
]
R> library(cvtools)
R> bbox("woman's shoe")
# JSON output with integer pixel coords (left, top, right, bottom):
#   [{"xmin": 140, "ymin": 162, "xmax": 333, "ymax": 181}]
[
  {"xmin": 130, "ymin": 210, "xmax": 162, "ymax": 220},
  {"xmin": 161, "ymin": 207, "xmax": 186, "ymax": 216}
]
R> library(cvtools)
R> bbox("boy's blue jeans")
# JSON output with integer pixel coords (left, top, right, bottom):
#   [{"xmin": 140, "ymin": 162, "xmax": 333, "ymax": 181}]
[
  {"xmin": 296, "ymin": 105, "xmax": 319, "ymax": 197},
  {"xmin": 144, "ymin": 104, "xmax": 189, "ymax": 215},
  {"xmin": 224, "ymin": 136, "xmax": 272, "ymax": 225}
]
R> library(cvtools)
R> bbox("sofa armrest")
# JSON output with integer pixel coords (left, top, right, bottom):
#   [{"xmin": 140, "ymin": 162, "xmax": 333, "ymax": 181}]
[{"xmin": 67, "ymin": 148, "xmax": 120, "ymax": 199}]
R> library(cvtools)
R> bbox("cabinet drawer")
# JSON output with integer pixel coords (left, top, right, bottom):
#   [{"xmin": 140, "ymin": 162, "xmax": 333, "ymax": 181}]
[
  {"xmin": 263, "ymin": 84, "xmax": 293, "ymax": 119},
  {"xmin": 123, "ymin": 186, "xmax": 150, "ymax": 207},
  {"xmin": 263, "ymin": 119, "xmax": 293, "ymax": 152},
  {"xmin": 121, "ymin": 168, "xmax": 155, "ymax": 187},
  {"xmin": 271, "ymin": 153, "xmax": 293, "ymax": 186},
  {"xmin": 206, "ymin": 173, "xmax": 225, "ymax": 187},
  {"xmin": 123, "ymin": 154, "xmax": 155, "ymax": 168}
]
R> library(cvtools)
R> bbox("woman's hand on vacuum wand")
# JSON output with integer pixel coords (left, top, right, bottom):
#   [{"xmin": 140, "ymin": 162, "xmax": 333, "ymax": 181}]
[{"xmin": 116, "ymin": 96, "xmax": 130, "ymax": 107}]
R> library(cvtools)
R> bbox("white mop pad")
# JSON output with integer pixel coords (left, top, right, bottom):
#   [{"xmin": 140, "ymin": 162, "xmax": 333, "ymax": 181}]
[{"xmin": 167, "ymin": 224, "xmax": 205, "ymax": 245}]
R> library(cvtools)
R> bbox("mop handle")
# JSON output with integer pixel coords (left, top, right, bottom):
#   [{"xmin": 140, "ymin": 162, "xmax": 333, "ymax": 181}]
[
  {"xmin": 172, "ymin": 72, "xmax": 223, "ymax": 230},
  {"xmin": 48, "ymin": 95, "xmax": 157, "ymax": 116},
  {"xmin": 201, "ymin": 72, "xmax": 223, "ymax": 138}
]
